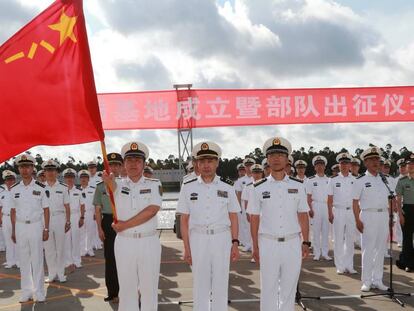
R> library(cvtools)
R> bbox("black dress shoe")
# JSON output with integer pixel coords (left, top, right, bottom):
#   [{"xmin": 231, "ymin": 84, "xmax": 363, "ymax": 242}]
[{"xmin": 104, "ymin": 296, "xmax": 117, "ymax": 302}]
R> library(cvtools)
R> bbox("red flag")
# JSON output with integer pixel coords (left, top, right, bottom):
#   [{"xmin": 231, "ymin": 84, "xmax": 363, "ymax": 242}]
[{"xmin": 0, "ymin": 0, "xmax": 104, "ymax": 163}]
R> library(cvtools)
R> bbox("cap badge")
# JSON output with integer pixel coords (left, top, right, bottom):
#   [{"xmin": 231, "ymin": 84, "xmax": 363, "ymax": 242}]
[
  {"xmin": 131, "ymin": 143, "xmax": 139, "ymax": 151},
  {"xmin": 273, "ymin": 138, "xmax": 281, "ymax": 145},
  {"xmin": 201, "ymin": 143, "xmax": 209, "ymax": 150}
]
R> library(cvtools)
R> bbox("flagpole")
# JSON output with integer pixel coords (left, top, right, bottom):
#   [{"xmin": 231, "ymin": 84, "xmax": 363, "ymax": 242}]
[{"xmin": 100, "ymin": 140, "xmax": 118, "ymax": 223}]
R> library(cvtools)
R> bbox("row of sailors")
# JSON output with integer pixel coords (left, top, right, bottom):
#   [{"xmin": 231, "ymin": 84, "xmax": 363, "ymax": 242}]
[
  {"xmin": 181, "ymin": 141, "xmax": 411, "ymax": 311},
  {"xmin": 1, "ymin": 145, "xmax": 162, "ymax": 307},
  {"xmin": 185, "ymin": 152, "xmax": 406, "ymax": 257},
  {"xmin": 0, "ymin": 160, "xmax": 105, "ymax": 302},
  {"xmin": 0, "ymin": 160, "xmax": 157, "ymax": 265},
  {"xmin": 2, "ymin": 139, "xmax": 412, "ymax": 311}
]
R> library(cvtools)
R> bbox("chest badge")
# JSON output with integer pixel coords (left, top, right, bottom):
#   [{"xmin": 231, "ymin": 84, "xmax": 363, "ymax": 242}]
[{"xmin": 217, "ymin": 190, "xmax": 228, "ymax": 198}]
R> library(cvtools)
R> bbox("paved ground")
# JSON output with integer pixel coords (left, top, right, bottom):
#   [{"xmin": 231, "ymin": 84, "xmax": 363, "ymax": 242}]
[{"xmin": 0, "ymin": 230, "xmax": 413, "ymax": 310}]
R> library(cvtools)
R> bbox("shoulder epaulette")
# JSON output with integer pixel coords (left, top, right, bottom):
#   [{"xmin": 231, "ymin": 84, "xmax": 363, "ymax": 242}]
[
  {"xmin": 384, "ymin": 174, "xmax": 390, "ymax": 178},
  {"xmin": 400, "ymin": 176, "xmax": 408, "ymax": 180},
  {"xmin": 183, "ymin": 177, "xmax": 197, "ymax": 185},
  {"xmin": 59, "ymin": 182, "xmax": 68, "ymax": 187},
  {"xmin": 76, "ymin": 185, "xmax": 82, "ymax": 191},
  {"xmin": 10, "ymin": 181, "xmax": 21, "ymax": 189},
  {"xmin": 220, "ymin": 176, "xmax": 234, "ymax": 186},
  {"xmin": 308, "ymin": 175, "xmax": 316, "ymax": 179},
  {"xmin": 254, "ymin": 178, "xmax": 267, "ymax": 187},
  {"xmin": 289, "ymin": 176, "xmax": 303, "ymax": 183},
  {"xmin": 246, "ymin": 182, "xmax": 253, "ymax": 187},
  {"xmin": 96, "ymin": 181, "xmax": 104, "ymax": 186},
  {"xmin": 35, "ymin": 181, "xmax": 45, "ymax": 188},
  {"xmin": 356, "ymin": 174, "xmax": 365, "ymax": 179},
  {"xmin": 0, "ymin": 185, "xmax": 4, "ymax": 190}
]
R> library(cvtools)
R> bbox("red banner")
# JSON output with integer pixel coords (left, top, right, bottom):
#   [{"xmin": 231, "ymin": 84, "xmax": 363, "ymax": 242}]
[{"xmin": 98, "ymin": 86, "xmax": 414, "ymax": 130}]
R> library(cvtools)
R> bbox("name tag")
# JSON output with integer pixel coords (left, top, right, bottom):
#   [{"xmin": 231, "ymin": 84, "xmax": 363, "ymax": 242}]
[
  {"xmin": 217, "ymin": 190, "xmax": 228, "ymax": 198},
  {"xmin": 56, "ymin": 191, "xmax": 63, "ymax": 194},
  {"xmin": 335, "ymin": 183, "xmax": 341, "ymax": 187},
  {"xmin": 313, "ymin": 182, "xmax": 318, "ymax": 186},
  {"xmin": 365, "ymin": 182, "xmax": 372, "ymax": 188},
  {"xmin": 140, "ymin": 189, "xmax": 151, "ymax": 194},
  {"xmin": 15, "ymin": 193, "xmax": 20, "ymax": 198},
  {"xmin": 288, "ymin": 189, "xmax": 298, "ymax": 194},
  {"xmin": 73, "ymin": 193, "xmax": 79, "ymax": 196},
  {"xmin": 405, "ymin": 185, "xmax": 411, "ymax": 190},
  {"xmin": 33, "ymin": 191, "xmax": 41, "ymax": 196},
  {"xmin": 121, "ymin": 191, "xmax": 130, "ymax": 195},
  {"xmin": 262, "ymin": 191, "xmax": 270, "ymax": 199}
]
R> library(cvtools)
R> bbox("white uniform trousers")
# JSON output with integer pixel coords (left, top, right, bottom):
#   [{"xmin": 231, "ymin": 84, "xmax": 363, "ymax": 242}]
[
  {"xmin": 65, "ymin": 213, "xmax": 81, "ymax": 266},
  {"xmin": 80, "ymin": 225, "xmax": 86, "ymax": 256},
  {"xmin": 312, "ymin": 202, "xmax": 330, "ymax": 257},
  {"xmin": 354, "ymin": 228, "xmax": 362, "ymax": 247},
  {"xmin": 44, "ymin": 213, "xmax": 66, "ymax": 280},
  {"xmin": 16, "ymin": 221, "xmax": 45, "ymax": 300},
  {"xmin": 333, "ymin": 207, "xmax": 355, "ymax": 271},
  {"xmin": 0, "ymin": 224, "xmax": 5, "ymax": 250},
  {"xmin": 115, "ymin": 234, "xmax": 161, "ymax": 311},
  {"xmin": 84, "ymin": 211, "xmax": 95, "ymax": 255},
  {"xmin": 360, "ymin": 210, "xmax": 388, "ymax": 285},
  {"xmin": 259, "ymin": 235, "xmax": 301, "ymax": 311},
  {"xmin": 93, "ymin": 221, "xmax": 102, "ymax": 249},
  {"xmin": 2, "ymin": 215, "xmax": 18, "ymax": 266},
  {"xmin": 190, "ymin": 229, "xmax": 232, "ymax": 311},
  {"xmin": 239, "ymin": 203, "xmax": 251, "ymax": 249},
  {"xmin": 393, "ymin": 213, "xmax": 403, "ymax": 245}
]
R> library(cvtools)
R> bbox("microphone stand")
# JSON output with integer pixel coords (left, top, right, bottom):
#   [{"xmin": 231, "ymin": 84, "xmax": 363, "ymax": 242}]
[
  {"xmin": 295, "ymin": 283, "xmax": 320, "ymax": 310},
  {"xmin": 360, "ymin": 173, "xmax": 411, "ymax": 306}
]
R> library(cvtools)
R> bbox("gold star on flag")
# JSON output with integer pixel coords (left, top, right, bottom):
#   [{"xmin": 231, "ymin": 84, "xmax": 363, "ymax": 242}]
[{"xmin": 48, "ymin": 9, "xmax": 77, "ymax": 46}]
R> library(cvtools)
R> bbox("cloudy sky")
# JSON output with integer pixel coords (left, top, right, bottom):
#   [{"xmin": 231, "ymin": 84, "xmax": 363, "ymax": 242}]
[{"xmin": 1, "ymin": 0, "xmax": 414, "ymax": 163}]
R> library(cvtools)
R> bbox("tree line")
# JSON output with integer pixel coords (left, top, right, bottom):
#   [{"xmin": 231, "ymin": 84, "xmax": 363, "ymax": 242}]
[{"xmin": 1, "ymin": 144, "xmax": 410, "ymax": 182}]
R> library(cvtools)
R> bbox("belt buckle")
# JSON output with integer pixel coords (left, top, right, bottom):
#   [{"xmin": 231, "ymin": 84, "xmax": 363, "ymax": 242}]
[
  {"xmin": 208, "ymin": 229, "xmax": 214, "ymax": 235},
  {"xmin": 277, "ymin": 237, "xmax": 285, "ymax": 242},
  {"xmin": 377, "ymin": 209, "xmax": 382, "ymax": 212},
  {"xmin": 25, "ymin": 220, "xmax": 30, "ymax": 224}
]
